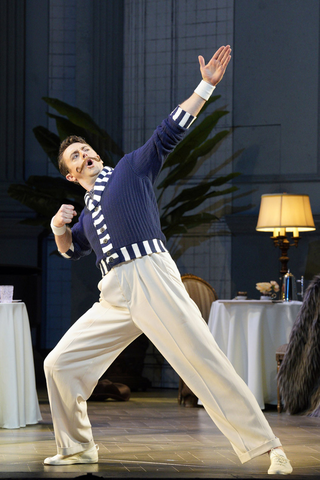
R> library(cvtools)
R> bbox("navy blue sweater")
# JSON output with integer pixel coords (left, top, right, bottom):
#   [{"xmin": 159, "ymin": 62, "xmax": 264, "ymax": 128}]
[{"xmin": 62, "ymin": 107, "xmax": 195, "ymax": 275}]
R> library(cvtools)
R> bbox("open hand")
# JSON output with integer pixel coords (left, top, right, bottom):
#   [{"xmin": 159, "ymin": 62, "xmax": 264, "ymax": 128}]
[{"xmin": 198, "ymin": 45, "xmax": 231, "ymax": 86}]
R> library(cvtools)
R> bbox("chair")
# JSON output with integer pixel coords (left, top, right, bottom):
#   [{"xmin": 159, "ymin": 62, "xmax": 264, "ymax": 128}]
[
  {"xmin": 178, "ymin": 274, "xmax": 218, "ymax": 407},
  {"xmin": 277, "ymin": 274, "xmax": 320, "ymax": 416}
]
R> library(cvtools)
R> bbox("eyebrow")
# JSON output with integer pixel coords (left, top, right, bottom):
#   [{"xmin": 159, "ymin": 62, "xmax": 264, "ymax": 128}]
[{"xmin": 69, "ymin": 145, "xmax": 89, "ymax": 159}]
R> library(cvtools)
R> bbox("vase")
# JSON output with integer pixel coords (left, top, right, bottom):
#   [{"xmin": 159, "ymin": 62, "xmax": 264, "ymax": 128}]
[{"xmin": 260, "ymin": 295, "xmax": 272, "ymax": 300}]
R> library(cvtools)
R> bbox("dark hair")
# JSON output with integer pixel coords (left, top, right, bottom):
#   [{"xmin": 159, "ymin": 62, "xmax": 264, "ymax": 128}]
[{"xmin": 58, "ymin": 135, "xmax": 88, "ymax": 176}]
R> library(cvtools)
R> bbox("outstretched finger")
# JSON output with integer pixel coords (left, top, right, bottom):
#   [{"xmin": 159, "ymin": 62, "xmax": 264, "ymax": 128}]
[
  {"xmin": 198, "ymin": 55, "xmax": 205, "ymax": 69},
  {"xmin": 220, "ymin": 54, "xmax": 231, "ymax": 72},
  {"xmin": 219, "ymin": 46, "xmax": 231, "ymax": 65},
  {"xmin": 212, "ymin": 46, "xmax": 225, "ymax": 61}
]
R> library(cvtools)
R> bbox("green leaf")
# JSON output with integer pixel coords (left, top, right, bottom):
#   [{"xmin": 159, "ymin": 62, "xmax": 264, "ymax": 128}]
[
  {"xmin": 43, "ymin": 97, "xmax": 104, "ymax": 136},
  {"xmin": 198, "ymin": 95, "xmax": 221, "ymax": 113},
  {"xmin": 8, "ymin": 184, "xmax": 66, "ymax": 218},
  {"xmin": 162, "ymin": 185, "xmax": 238, "ymax": 221},
  {"xmin": 162, "ymin": 224, "xmax": 189, "ymax": 238},
  {"xmin": 8, "ymin": 177, "xmax": 85, "ymax": 221},
  {"xmin": 47, "ymin": 113, "xmax": 88, "ymax": 140},
  {"xmin": 163, "ymin": 172, "xmax": 241, "ymax": 211},
  {"xmin": 47, "ymin": 114, "xmax": 121, "ymax": 167},
  {"xmin": 190, "ymin": 130, "xmax": 230, "ymax": 161},
  {"xmin": 158, "ymin": 130, "xmax": 230, "ymax": 189},
  {"xmin": 162, "ymin": 211, "xmax": 218, "ymax": 228},
  {"xmin": 201, "ymin": 185, "xmax": 238, "ymax": 202},
  {"xmin": 26, "ymin": 176, "xmax": 85, "ymax": 206},
  {"xmin": 161, "ymin": 212, "xmax": 219, "ymax": 239},
  {"xmin": 43, "ymin": 97, "xmax": 124, "ymax": 157},
  {"xmin": 32, "ymin": 126, "xmax": 60, "ymax": 170},
  {"xmin": 163, "ymin": 110, "xmax": 229, "ymax": 170}
]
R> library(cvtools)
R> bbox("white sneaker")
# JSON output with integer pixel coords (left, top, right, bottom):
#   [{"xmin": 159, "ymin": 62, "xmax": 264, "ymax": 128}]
[
  {"xmin": 44, "ymin": 444, "xmax": 99, "ymax": 465},
  {"xmin": 268, "ymin": 448, "xmax": 293, "ymax": 475}
]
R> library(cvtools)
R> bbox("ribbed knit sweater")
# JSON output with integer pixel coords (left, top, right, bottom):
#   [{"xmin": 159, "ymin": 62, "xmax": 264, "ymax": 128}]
[{"xmin": 62, "ymin": 107, "xmax": 195, "ymax": 275}]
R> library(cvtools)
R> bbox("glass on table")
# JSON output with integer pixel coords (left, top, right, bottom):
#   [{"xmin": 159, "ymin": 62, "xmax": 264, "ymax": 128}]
[{"xmin": 0, "ymin": 285, "xmax": 14, "ymax": 303}]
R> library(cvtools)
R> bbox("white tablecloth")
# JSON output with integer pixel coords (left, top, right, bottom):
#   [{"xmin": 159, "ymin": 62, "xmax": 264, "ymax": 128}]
[
  {"xmin": 0, "ymin": 303, "xmax": 42, "ymax": 428},
  {"xmin": 207, "ymin": 300, "xmax": 302, "ymax": 409}
]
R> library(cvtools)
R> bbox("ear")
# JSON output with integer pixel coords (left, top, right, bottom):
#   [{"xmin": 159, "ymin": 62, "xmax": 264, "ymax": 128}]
[{"xmin": 66, "ymin": 173, "xmax": 76, "ymax": 182}]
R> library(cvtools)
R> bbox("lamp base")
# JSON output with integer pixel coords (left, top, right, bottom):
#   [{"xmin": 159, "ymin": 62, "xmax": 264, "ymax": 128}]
[{"xmin": 271, "ymin": 234, "xmax": 299, "ymax": 275}]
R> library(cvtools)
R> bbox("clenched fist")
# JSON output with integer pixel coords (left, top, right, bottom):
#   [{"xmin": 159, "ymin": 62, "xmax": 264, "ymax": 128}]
[{"xmin": 53, "ymin": 204, "xmax": 77, "ymax": 227}]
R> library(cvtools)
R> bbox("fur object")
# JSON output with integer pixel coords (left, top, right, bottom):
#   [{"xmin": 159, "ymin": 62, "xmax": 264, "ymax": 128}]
[{"xmin": 278, "ymin": 274, "xmax": 320, "ymax": 416}]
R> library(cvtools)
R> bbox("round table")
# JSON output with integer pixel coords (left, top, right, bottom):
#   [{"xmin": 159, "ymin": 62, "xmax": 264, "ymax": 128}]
[
  {"xmin": 0, "ymin": 303, "xmax": 42, "ymax": 428},
  {"xmin": 207, "ymin": 300, "xmax": 302, "ymax": 409}
]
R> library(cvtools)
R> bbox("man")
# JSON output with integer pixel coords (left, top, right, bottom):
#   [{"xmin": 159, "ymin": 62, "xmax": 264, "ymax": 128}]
[{"xmin": 44, "ymin": 46, "xmax": 292, "ymax": 475}]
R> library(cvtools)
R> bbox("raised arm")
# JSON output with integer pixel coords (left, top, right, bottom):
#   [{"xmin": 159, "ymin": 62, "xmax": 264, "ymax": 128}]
[{"xmin": 180, "ymin": 45, "xmax": 231, "ymax": 117}]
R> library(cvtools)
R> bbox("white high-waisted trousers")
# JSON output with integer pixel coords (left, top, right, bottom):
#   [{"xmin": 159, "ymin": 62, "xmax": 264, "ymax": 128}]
[{"xmin": 44, "ymin": 252, "xmax": 281, "ymax": 463}]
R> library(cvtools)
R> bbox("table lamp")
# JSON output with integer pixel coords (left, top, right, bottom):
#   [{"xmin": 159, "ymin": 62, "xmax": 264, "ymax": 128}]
[{"xmin": 256, "ymin": 193, "xmax": 315, "ymax": 274}]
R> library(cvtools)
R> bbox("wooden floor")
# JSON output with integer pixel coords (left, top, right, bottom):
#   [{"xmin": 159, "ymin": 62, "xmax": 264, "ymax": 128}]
[{"xmin": 1, "ymin": 388, "xmax": 320, "ymax": 479}]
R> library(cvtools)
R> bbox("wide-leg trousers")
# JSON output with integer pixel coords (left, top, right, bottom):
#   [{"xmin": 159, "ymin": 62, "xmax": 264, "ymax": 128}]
[{"xmin": 44, "ymin": 252, "xmax": 281, "ymax": 464}]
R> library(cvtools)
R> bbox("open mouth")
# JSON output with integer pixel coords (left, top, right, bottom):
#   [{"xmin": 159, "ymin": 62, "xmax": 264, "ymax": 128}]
[
  {"xmin": 75, "ymin": 155, "xmax": 102, "ymax": 174},
  {"xmin": 76, "ymin": 157, "xmax": 95, "ymax": 173}
]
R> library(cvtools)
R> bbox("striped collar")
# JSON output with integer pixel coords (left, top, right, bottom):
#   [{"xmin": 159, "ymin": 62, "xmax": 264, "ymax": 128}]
[{"xmin": 84, "ymin": 166, "xmax": 113, "ymax": 211}]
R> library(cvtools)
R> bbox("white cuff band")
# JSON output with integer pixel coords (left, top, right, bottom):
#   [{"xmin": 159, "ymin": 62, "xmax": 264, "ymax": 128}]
[
  {"xmin": 51, "ymin": 216, "xmax": 67, "ymax": 236},
  {"xmin": 194, "ymin": 80, "xmax": 216, "ymax": 101}
]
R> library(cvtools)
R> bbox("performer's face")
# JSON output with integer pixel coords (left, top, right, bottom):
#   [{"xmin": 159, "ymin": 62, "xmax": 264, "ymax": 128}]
[{"xmin": 63, "ymin": 142, "xmax": 103, "ymax": 185}]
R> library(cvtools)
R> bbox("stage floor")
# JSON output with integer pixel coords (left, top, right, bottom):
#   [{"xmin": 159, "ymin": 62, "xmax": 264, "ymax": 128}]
[{"xmin": 0, "ymin": 388, "xmax": 320, "ymax": 479}]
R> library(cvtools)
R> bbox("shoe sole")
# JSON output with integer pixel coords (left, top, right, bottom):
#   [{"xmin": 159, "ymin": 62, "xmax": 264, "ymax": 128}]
[
  {"xmin": 44, "ymin": 458, "xmax": 98, "ymax": 466},
  {"xmin": 268, "ymin": 467, "xmax": 293, "ymax": 475},
  {"xmin": 268, "ymin": 472, "xmax": 292, "ymax": 475}
]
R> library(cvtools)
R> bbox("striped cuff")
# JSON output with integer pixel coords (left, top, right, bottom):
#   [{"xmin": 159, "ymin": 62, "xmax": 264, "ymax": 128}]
[
  {"xmin": 59, "ymin": 242, "xmax": 75, "ymax": 259},
  {"xmin": 170, "ymin": 107, "xmax": 196, "ymax": 129}
]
